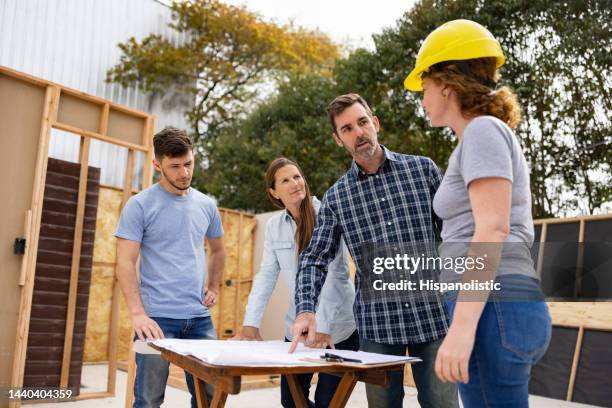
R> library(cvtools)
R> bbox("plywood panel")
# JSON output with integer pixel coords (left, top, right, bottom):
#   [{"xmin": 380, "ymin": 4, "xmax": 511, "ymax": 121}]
[
  {"xmin": 117, "ymin": 292, "xmax": 133, "ymax": 361},
  {"xmin": 222, "ymin": 211, "xmax": 240, "ymax": 280},
  {"xmin": 57, "ymin": 92, "xmax": 101, "ymax": 134},
  {"xmin": 219, "ymin": 285, "xmax": 238, "ymax": 338},
  {"xmin": 236, "ymin": 281, "xmax": 253, "ymax": 338},
  {"xmin": 239, "ymin": 216, "xmax": 257, "ymax": 280},
  {"xmin": 92, "ymin": 188, "xmax": 123, "ymax": 264},
  {"xmin": 83, "ymin": 265, "xmax": 114, "ymax": 362},
  {"xmin": 214, "ymin": 210, "xmax": 256, "ymax": 338},
  {"xmin": 0, "ymin": 73, "xmax": 46, "ymax": 388},
  {"xmin": 107, "ymin": 108, "xmax": 145, "ymax": 146},
  {"xmin": 84, "ymin": 187, "xmax": 131, "ymax": 363},
  {"xmin": 87, "ymin": 283, "xmax": 133, "ymax": 364}
]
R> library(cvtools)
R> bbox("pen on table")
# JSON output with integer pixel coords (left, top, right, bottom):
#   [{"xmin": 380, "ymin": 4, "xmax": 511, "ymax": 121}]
[{"xmin": 321, "ymin": 352, "xmax": 362, "ymax": 363}]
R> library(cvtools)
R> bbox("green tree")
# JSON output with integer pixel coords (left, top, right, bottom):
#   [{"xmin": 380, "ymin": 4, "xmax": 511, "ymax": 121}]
[
  {"xmin": 107, "ymin": 0, "xmax": 339, "ymax": 144},
  {"xmin": 365, "ymin": 0, "xmax": 611, "ymax": 217},
  {"xmin": 201, "ymin": 74, "xmax": 348, "ymax": 211},
  {"xmin": 212, "ymin": 0, "xmax": 610, "ymax": 215}
]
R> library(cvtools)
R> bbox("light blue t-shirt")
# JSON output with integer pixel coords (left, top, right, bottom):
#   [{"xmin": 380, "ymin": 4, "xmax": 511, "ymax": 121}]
[{"xmin": 115, "ymin": 183, "xmax": 224, "ymax": 319}]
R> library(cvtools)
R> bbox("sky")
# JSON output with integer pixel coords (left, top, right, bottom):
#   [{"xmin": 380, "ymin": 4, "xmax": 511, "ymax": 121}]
[{"xmin": 223, "ymin": 0, "xmax": 418, "ymax": 50}]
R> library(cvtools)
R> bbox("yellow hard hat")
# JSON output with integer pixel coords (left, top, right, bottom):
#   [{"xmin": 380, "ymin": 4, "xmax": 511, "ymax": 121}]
[{"xmin": 404, "ymin": 19, "xmax": 505, "ymax": 92}]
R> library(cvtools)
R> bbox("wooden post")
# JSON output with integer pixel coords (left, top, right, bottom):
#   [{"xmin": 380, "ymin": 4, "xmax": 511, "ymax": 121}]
[
  {"xmin": 234, "ymin": 213, "xmax": 243, "ymax": 335},
  {"xmin": 99, "ymin": 103, "xmax": 110, "ymax": 136},
  {"xmin": 141, "ymin": 116, "xmax": 155, "ymax": 189},
  {"xmin": 108, "ymin": 149, "xmax": 135, "ymax": 395},
  {"xmin": 217, "ymin": 210, "xmax": 226, "ymax": 333},
  {"xmin": 18, "ymin": 210, "xmax": 33, "ymax": 286},
  {"xmin": 10, "ymin": 85, "xmax": 60, "ymax": 408},
  {"xmin": 535, "ymin": 222, "xmax": 548, "ymax": 278},
  {"xmin": 124, "ymin": 347, "xmax": 136, "ymax": 408},
  {"xmin": 566, "ymin": 326, "xmax": 584, "ymax": 401},
  {"xmin": 60, "ymin": 135, "xmax": 91, "ymax": 388},
  {"xmin": 574, "ymin": 220, "xmax": 585, "ymax": 299}
]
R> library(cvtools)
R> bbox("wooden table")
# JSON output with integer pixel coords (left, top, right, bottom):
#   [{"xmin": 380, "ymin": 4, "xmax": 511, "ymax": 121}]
[{"xmin": 149, "ymin": 343, "xmax": 409, "ymax": 408}]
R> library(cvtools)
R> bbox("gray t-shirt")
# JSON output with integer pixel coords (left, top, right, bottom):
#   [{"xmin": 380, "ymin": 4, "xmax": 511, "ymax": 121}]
[
  {"xmin": 433, "ymin": 116, "xmax": 536, "ymax": 282},
  {"xmin": 115, "ymin": 183, "xmax": 224, "ymax": 318}
]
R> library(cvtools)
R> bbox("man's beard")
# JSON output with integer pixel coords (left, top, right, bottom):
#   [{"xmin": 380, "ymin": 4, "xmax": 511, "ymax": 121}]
[
  {"xmin": 162, "ymin": 169, "xmax": 191, "ymax": 191},
  {"xmin": 354, "ymin": 137, "xmax": 376, "ymax": 159}
]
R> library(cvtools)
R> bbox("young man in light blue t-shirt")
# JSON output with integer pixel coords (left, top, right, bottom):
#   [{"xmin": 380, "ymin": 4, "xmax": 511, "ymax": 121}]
[{"xmin": 115, "ymin": 127, "xmax": 225, "ymax": 408}]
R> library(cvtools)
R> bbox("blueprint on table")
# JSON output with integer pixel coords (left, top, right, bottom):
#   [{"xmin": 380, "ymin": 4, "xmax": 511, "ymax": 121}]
[{"xmin": 146, "ymin": 339, "xmax": 421, "ymax": 367}]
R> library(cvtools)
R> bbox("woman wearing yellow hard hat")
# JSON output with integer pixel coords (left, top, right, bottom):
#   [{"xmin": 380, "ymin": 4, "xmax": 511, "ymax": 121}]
[{"xmin": 405, "ymin": 20, "xmax": 552, "ymax": 407}]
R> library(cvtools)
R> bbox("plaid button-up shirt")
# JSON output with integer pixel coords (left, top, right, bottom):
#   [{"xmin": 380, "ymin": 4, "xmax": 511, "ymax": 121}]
[{"xmin": 296, "ymin": 146, "xmax": 449, "ymax": 344}]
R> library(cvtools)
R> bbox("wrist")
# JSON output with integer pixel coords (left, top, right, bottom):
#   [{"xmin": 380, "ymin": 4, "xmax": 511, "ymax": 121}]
[
  {"xmin": 449, "ymin": 316, "xmax": 479, "ymax": 333},
  {"xmin": 131, "ymin": 308, "xmax": 146, "ymax": 317}
]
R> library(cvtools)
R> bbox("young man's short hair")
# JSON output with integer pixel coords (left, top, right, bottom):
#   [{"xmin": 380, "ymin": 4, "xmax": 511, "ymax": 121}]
[
  {"xmin": 153, "ymin": 127, "xmax": 193, "ymax": 160},
  {"xmin": 326, "ymin": 93, "xmax": 374, "ymax": 134}
]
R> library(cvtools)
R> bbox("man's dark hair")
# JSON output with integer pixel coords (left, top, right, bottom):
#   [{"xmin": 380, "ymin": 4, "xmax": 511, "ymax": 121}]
[
  {"xmin": 326, "ymin": 93, "xmax": 374, "ymax": 134},
  {"xmin": 153, "ymin": 127, "xmax": 193, "ymax": 160}
]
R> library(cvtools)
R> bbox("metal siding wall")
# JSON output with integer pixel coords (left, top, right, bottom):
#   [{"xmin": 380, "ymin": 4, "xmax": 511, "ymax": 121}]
[{"xmin": 1, "ymin": 0, "xmax": 189, "ymax": 187}]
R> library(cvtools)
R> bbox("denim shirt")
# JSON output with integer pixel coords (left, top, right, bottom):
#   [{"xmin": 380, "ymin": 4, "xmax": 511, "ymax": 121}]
[{"xmin": 243, "ymin": 197, "xmax": 356, "ymax": 343}]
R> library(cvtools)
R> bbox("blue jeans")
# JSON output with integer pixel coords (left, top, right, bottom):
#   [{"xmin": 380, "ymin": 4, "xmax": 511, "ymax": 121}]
[
  {"xmin": 280, "ymin": 330, "xmax": 360, "ymax": 408},
  {"xmin": 133, "ymin": 316, "xmax": 217, "ymax": 408},
  {"xmin": 445, "ymin": 282, "xmax": 552, "ymax": 407},
  {"xmin": 360, "ymin": 337, "xmax": 459, "ymax": 408}
]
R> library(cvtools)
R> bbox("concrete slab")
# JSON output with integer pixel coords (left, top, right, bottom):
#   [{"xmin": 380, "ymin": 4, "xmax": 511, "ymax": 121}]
[{"xmin": 29, "ymin": 365, "xmax": 598, "ymax": 407}]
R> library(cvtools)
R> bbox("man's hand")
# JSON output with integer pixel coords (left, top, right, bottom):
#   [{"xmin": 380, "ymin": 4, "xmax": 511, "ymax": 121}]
[
  {"xmin": 132, "ymin": 313, "xmax": 165, "ymax": 341},
  {"xmin": 309, "ymin": 333, "xmax": 335, "ymax": 349},
  {"xmin": 231, "ymin": 326, "xmax": 264, "ymax": 341},
  {"xmin": 203, "ymin": 287, "xmax": 218, "ymax": 307},
  {"xmin": 288, "ymin": 312, "xmax": 316, "ymax": 353},
  {"xmin": 434, "ymin": 323, "xmax": 476, "ymax": 384}
]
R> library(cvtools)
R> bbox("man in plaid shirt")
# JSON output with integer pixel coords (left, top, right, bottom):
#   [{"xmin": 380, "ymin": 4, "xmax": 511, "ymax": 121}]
[{"xmin": 290, "ymin": 94, "xmax": 458, "ymax": 407}]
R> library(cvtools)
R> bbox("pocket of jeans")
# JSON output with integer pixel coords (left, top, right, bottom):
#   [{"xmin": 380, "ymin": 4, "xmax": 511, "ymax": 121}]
[{"xmin": 494, "ymin": 300, "xmax": 552, "ymax": 362}]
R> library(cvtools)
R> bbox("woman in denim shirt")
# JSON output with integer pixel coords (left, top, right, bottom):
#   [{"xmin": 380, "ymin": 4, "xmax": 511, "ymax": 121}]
[
  {"xmin": 234, "ymin": 157, "xmax": 358, "ymax": 408},
  {"xmin": 405, "ymin": 20, "xmax": 552, "ymax": 407}
]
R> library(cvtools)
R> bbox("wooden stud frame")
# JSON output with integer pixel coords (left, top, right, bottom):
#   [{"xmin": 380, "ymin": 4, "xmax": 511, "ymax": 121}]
[
  {"xmin": 9, "ymin": 84, "xmax": 60, "ymax": 408},
  {"xmin": 2, "ymin": 65, "xmax": 154, "ymax": 406},
  {"xmin": 234, "ymin": 213, "xmax": 244, "ymax": 335},
  {"xmin": 534, "ymin": 213, "xmax": 612, "ymax": 296},
  {"xmin": 535, "ymin": 214, "xmax": 612, "ymax": 402}
]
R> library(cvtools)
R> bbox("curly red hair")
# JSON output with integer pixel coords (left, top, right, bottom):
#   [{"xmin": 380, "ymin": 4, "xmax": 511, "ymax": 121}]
[{"xmin": 422, "ymin": 57, "xmax": 521, "ymax": 129}]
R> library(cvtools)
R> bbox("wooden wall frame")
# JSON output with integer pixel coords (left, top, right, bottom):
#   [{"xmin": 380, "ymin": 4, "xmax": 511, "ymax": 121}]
[
  {"xmin": 1, "ymin": 65, "xmax": 154, "ymax": 407},
  {"xmin": 534, "ymin": 213, "xmax": 612, "ymax": 404},
  {"xmin": 534, "ymin": 213, "xmax": 612, "ymax": 298}
]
